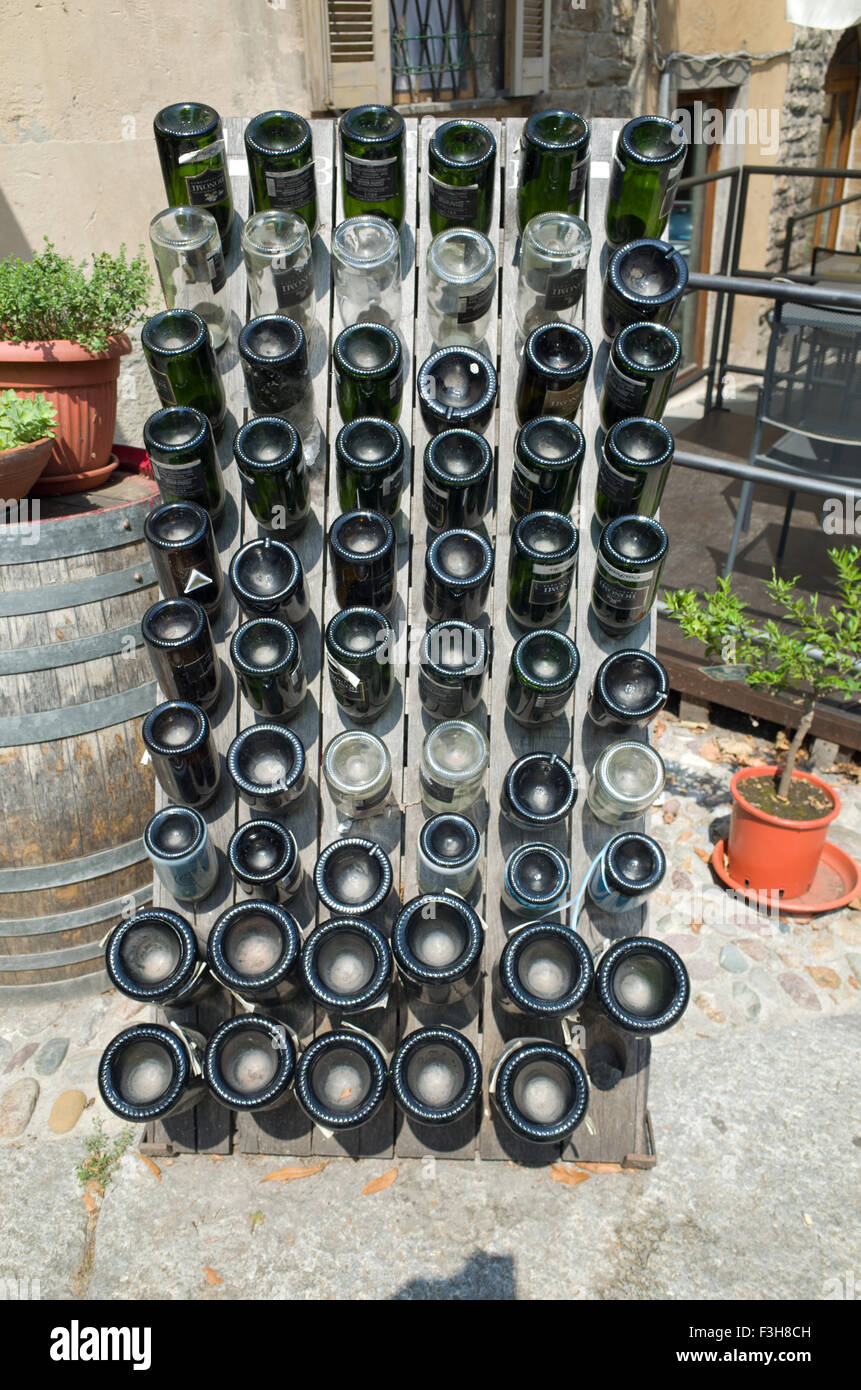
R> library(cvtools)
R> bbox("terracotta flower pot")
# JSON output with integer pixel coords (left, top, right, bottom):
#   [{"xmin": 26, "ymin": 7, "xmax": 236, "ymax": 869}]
[
  {"xmin": 726, "ymin": 764, "xmax": 840, "ymax": 900},
  {"xmin": 0, "ymin": 435, "xmax": 54, "ymax": 505},
  {"xmin": 0, "ymin": 334, "xmax": 131, "ymax": 494}
]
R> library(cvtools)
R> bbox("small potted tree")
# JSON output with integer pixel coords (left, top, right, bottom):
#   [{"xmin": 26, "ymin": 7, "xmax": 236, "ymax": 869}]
[
  {"xmin": 0, "ymin": 239, "xmax": 152, "ymax": 493},
  {"xmin": 0, "ymin": 388, "xmax": 57, "ymax": 503},
  {"xmin": 664, "ymin": 547, "xmax": 861, "ymax": 904}
]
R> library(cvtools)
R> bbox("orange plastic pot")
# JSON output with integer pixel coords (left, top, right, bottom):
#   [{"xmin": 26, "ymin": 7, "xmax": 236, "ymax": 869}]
[
  {"xmin": 726, "ymin": 764, "xmax": 840, "ymax": 899},
  {"xmin": 0, "ymin": 334, "xmax": 131, "ymax": 493}
]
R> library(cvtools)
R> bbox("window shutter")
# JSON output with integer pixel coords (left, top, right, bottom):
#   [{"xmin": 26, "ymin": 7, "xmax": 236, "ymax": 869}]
[
  {"xmin": 505, "ymin": 0, "xmax": 550, "ymax": 97},
  {"xmin": 304, "ymin": 0, "xmax": 393, "ymax": 109}
]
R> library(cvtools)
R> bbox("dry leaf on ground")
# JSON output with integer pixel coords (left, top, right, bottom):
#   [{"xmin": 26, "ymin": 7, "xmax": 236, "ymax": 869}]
[
  {"xmin": 260, "ymin": 1161, "xmax": 328, "ymax": 1184},
  {"xmin": 361, "ymin": 1167, "xmax": 398, "ymax": 1195},
  {"xmin": 203, "ymin": 1266, "xmax": 223, "ymax": 1286},
  {"xmin": 550, "ymin": 1164, "xmax": 590, "ymax": 1187},
  {"xmin": 694, "ymin": 847, "xmax": 712, "ymax": 863},
  {"xmin": 698, "ymin": 739, "xmax": 720, "ymax": 762},
  {"xmin": 573, "ymin": 1161, "xmax": 624, "ymax": 1174},
  {"xmin": 138, "ymin": 1153, "xmax": 162, "ymax": 1180}
]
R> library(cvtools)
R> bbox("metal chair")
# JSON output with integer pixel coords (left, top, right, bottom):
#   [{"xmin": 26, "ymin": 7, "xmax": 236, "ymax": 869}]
[{"xmin": 725, "ymin": 291, "xmax": 861, "ymax": 576}]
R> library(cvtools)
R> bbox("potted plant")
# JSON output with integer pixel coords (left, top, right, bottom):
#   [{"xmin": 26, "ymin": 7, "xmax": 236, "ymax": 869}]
[
  {"xmin": 664, "ymin": 547, "xmax": 861, "ymax": 903},
  {"xmin": 0, "ymin": 239, "xmax": 152, "ymax": 493},
  {"xmin": 0, "ymin": 388, "xmax": 57, "ymax": 503}
]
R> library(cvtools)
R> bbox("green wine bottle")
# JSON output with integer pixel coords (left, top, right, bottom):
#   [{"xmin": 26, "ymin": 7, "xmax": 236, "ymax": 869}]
[
  {"xmin": 154, "ymin": 103, "xmax": 234, "ymax": 245},
  {"xmin": 244, "ymin": 110, "xmax": 318, "ymax": 234},
  {"xmin": 144, "ymin": 406, "xmax": 225, "ymax": 520},
  {"xmin": 595, "ymin": 417, "xmax": 674, "ymax": 523},
  {"xmin": 517, "ymin": 110, "xmax": 590, "ymax": 231},
  {"xmin": 141, "ymin": 309, "xmax": 226, "ymax": 439},
  {"xmin": 339, "ymin": 106, "xmax": 406, "ymax": 228},
  {"xmin": 606, "ymin": 116, "xmax": 687, "ymax": 247},
  {"xmin": 600, "ymin": 322, "xmax": 681, "ymax": 430},
  {"xmin": 428, "ymin": 120, "xmax": 496, "ymax": 236}
]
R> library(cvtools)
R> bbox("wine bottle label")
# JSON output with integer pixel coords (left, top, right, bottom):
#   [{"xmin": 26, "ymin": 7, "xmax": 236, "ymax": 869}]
[
  {"xmin": 181, "ymin": 647, "xmax": 216, "ymax": 689},
  {"xmin": 184, "ymin": 568, "xmax": 213, "ymax": 595},
  {"xmin": 381, "ymin": 465, "xmax": 403, "ymax": 497},
  {"xmin": 150, "ymin": 456, "xmax": 206, "ymax": 502},
  {"xmin": 207, "ymin": 248, "xmax": 227, "ymax": 294},
  {"xmin": 149, "ymin": 365, "xmax": 177, "ymax": 403},
  {"xmin": 532, "ymin": 555, "xmax": 576, "ymax": 577},
  {"xmin": 265, "ymin": 161, "xmax": 316, "ymax": 211},
  {"xmin": 604, "ymin": 356, "xmax": 647, "ymax": 412},
  {"xmin": 594, "ymin": 561, "xmax": 656, "ymax": 610},
  {"xmin": 420, "ymin": 769, "xmax": 456, "ymax": 804},
  {"xmin": 511, "ymin": 461, "xmax": 539, "ymax": 513},
  {"xmin": 429, "ymin": 175, "xmax": 479, "ymax": 224},
  {"xmin": 660, "ymin": 166, "xmax": 683, "ymax": 218},
  {"xmin": 327, "ymin": 654, "xmax": 362, "ymax": 690},
  {"xmin": 528, "ymin": 569, "xmax": 574, "ymax": 605},
  {"xmin": 457, "ymin": 279, "xmax": 495, "ymax": 325},
  {"xmin": 544, "ymin": 268, "xmax": 585, "ymax": 311},
  {"xmin": 533, "ymin": 690, "xmax": 561, "ymax": 709},
  {"xmin": 388, "ymin": 370, "xmax": 403, "ymax": 402},
  {"xmin": 597, "ymin": 457, "xmax": 637, "ymax": 506},
  {"xmin": 542, "ymin": 380, "xmax": 583, "ymax": 414},
  {"xmin": 344, "ymin": 153, "xmax": 399, "ymax": 203},
  {"xmin": 185, "ymin": 166, "xmax": 229, "ymax": 207},
  {"xmin": 423, "ymin": 481, "xmax": 447, "ymax": 528},
  {"xmin": 272, "ymin": 259, "xmax": 314, "ymax": 309}
]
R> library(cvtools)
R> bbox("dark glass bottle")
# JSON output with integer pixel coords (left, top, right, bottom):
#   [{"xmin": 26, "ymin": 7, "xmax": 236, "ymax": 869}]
[
  {"xmin": 390, "ymin": 1027, "xmax": 482, "ymax": 1127},
  {"xmin": 204, "ymin": 1015, "xmax": 297, "ymax": 1113},
  {"xmin": 428, "ymin": 119, "xmax": 496, "ymax": 235},
  {"xmin": 325, "ymin": 606, "xmax": 395, "ymax": 723},
  {"xmin": 144, "ymin": 405, "xmax": 225, "ymax": 520},
  {"xmin": 301, "ymin": 918, "xmax": 393, "ymax": 1015},
  {"xmin": 141, "ymin": 597, "xmax": 221, "ymax": 711},
  {"xmin": 229, "ymin": 537, "xmax": 308, "ymax": 625},
  {"xmin": 99, "ymin": 1023, "xmax": 206, "ymax": 1124},
  {"xmin": 105, "ymin": 907, "xmax": 210, "ymax": 1007},
  {"xmin": 245, "ymin": 110, "xmax": 317, "ymax": 232},
  {"xmin": 141, "ymin": 309, "xmax": 226, "ymax": 439},
  {"xmin": 142, "ymin": 699, "xmax": 220, "ymax": 808},
  {"xmin": 392, "ymin": 894, "xmax": 483, "ymax": 1006},
  {"xmin": 588, "ymin": 648, "xmax": 669, "ymax": 729},
  {"xmin": 506, "ymin": 628, "xmax": 579, "ymax": 726},
  {"xmin": 517, "ymin": 109, "xmax": 591, "ymax": 230},
  {"xmin": 233, "ymin": 416, "xmax": 310, "ymax": 536},
  {"xmin": 516, "ymin": 323, "xmax": 593, "ymax": 425},
  {"xmin": 339, "ymin": 105, "xmax": 406, "ymax": 227},
  {"xmin": 230, "ymin": 618, "xmax": 306, "ymax": 720},
  {"xmin": 333, "ymin": 323, "xmax": 403, "ymax": 424},
  {"xmin": 595, "ymin": 936, "xmax": 690, "ymax": 1035},
  {"xmin": 335, "ymin": 417, "xmax": 406, "ymax": 517},
  {"xmin": 511, "ymin": 416, "xmax": 584, "ymax": 520},
  {"xmin": 591, "ymin": 514, "xmax": 669, "ymax": 635},
  {"xmin": 207, "ymin": 900, "xmax": 303, "ymax": 1005},
  {"xmin": 501, "ymin": 751, "xmax": 577, "ymax": 830},
  {"xmin": 238, "ymin": 315, "xmax": 312, "ymax": 417},
  {"xmin": 226, "ymin": 724, "xmax": 307, "ymax": 813},
  {"xmin": 419, "ymin": 620, "xmax": 488, "ymax": 719},
  {"xmin": 587, "ymin": 832, "xmax": 667, "ymax": 915},
  {"xmin": 143, "ymin": 806, "xmax": 219, "ymax": 904},
  {"xmin": 314, "ymin": 838, "xmax": 393, "ymax": 918},
  {"xmin": 498, "ymin": 923, "xmax": 593, "ymax": 1018},
  {"xmin": 600, "ymin": 321, "xmax": 681, "ymax": 430},
  {"xmin": 424, "ymin": 529, "xmax": 494, "ymax": 623},
  {"xmin": 295, "ymin": 1030, "xmax": 388, "ymax": 1130},
  {"xmin": 606, "ymin": 115, "xmax": 687, "ymax": 247},
  {"xmin": 595, "ymin": 416, "xmax": 674, "ymax": 523},
  {"xmin": 329, "ymin": 510, "xmax": 397, "ymax": 614},
  {"xmin": 144, "ymin": 500, "xmax": 224, "ymax": 615},
  {"xmin": 507, "ymin": 511, "xmax": 579, "ymax": 628},
  {"xmin": 492, "ymin": 1042, "xmax": 588, "ymax": 1143},
  {"xmin": 423, "ymin": 428, "xmax": 493, "ymax": 532},
  {"xmin": 417, "ymin": 347, "xmax": 497, "ymax": 435},
  {"xmin": 602, "ymin": 239, "xmax": 689, "ymax": 341},
  {"xmin": 228, "ymin": 819, "xmax": 302, "ymax": 903},
  {"xmin": 153, "ymin": 102, "xmax": 233, "ymax": 245}
]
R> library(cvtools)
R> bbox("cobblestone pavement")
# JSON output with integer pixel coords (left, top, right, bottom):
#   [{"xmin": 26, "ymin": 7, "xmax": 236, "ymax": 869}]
[{"xmin": 1, "ymin": 710, "xmax": 859, "ymax": 1298}]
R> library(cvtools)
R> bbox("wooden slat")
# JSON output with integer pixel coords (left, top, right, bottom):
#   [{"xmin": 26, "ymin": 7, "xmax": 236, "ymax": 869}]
[
  {"xmin": 564, "ymin": 117, "xmax": 651, "ymax": 1164},
  {"xmin": 395, "ymin": 116, "xmax": 504, "ymax": 1161}
]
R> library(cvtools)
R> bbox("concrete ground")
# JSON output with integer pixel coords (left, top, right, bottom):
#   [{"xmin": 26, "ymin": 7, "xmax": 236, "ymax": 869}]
[{"xmin": 2, "ymin": 713, "xmax": 860, "ymax": 1300}]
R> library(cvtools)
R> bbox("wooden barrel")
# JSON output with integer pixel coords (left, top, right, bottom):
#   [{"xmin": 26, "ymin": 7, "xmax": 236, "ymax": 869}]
[{"xmin": 0, "ymin": 467, "xmax": 159, "ymax": 1001}]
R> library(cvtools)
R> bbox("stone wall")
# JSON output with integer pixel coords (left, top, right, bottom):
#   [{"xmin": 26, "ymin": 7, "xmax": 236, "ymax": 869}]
[{"xmin": 545, "ymin": 0, "xmax": 650, "ymax": 116}]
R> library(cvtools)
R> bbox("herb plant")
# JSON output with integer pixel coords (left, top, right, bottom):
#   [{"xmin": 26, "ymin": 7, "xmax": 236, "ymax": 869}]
[
  {"xmin": 0, "ymin": 238, "xmax": 153, "ymax": 353},
  {"xmin": 0, "ymin": 388, "xmax": 56, "ymax": 449}
]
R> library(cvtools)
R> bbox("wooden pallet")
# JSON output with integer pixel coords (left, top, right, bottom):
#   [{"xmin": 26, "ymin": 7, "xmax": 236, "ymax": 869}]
[{"xmin": 143, "ymin": 116, "xmax": 656, "ymax": 1166}]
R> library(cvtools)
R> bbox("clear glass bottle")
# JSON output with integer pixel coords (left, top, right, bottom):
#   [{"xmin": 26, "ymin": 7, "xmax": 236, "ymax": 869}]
[
  {"xmin": 586, "ymin": 740, "xmax": 666, "ymax": 824},
  {"xmin": 427, "ymin": 228, "xmax": 496, "ymax": 348},
  {"xmin": 420, "ymin": 719, "xmax": 489, "ymax": 813},
  {"xmin": 332, "ymin": 215, "xmax": 401, "ymax": 330},
  {"xmin": 149, "ymin": 206, "xmax": 228, "ymax": 351},
  {"xmin": 515, "ymin": 213, "xmax": 591, "ymax": 340},
  {"xmin": 322, "ymin": 728, "xmax": 392, "ymax": 820},
  {"xmin": 241, "ymin": 210, "xmax": 315, "ymax": 334}
]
